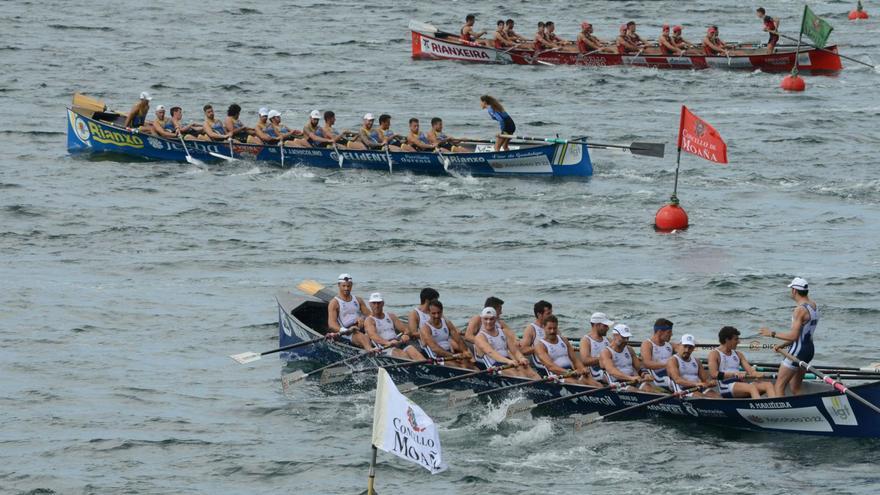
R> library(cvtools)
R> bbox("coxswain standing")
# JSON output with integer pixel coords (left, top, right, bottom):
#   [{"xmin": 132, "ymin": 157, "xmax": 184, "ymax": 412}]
[
  {"xmin": 756, "ymin": 7, "xmax": 780, "ymax": 53},
  {"xmin": 326, "ymin": 273, "xmax": 372, "ymax": 350},
  {"xmin": 758, "ymin": 277, "xmax": 819, "ymax": 396},
  {"xmin": 667, "ymin": 334, "xmax": 719, "ymax": 397},
  {"xmin": 494, "ymin": 20, "xmax": 514, "ymax": 48},
  {"xmin": 577, "ymin": 22, "xmax": 615, "ymax": 54},
  {"xmin": 519, "ymin": 300, "xmax": 553, "ymax": 358},
  {"xmin": 658, "ymin": 24, "xmax": 685, "ymax": 56},
  {"xmin": 599, "ymin": 324, "xmax": 650, "ymax": 391},
  {"xmin": 578, "ymin": 312, "xmax": 613, "ymax": 383},
  {"xmin": 479, "ymin": 95, "xmax": 516, "ymax": 151},
  {"xmin": 534, "ymin": 315, "xmax": 598, "ymax": 385},
  {"xmin": 461, "ymin": 14, "xmax": 486, "ymax": 44},
  {"xmin": 702, "ymin": 25, "xmax": 728, "ymax": 56},
  {"xmin": 707, "ymin": 326, "xmax": 776, "ymax": 399},
  {"xmin": 418, "ymin": 299, "xmax": 476, "ymax": 369},
  {"xmin": 639, "ymin": 318, "xmax": 676, "ymax": 392},
  {"xmin": 363, "ymin": 292, "xmax": 424, "ymax": 360},
  {"xmin": 474, "ymin": 307, "xmax": 539, "ymax": 378}
]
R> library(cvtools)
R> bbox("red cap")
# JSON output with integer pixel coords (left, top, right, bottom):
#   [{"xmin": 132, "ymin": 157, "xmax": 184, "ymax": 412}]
[
  {"xmin": 581, "ymin": 21, "xmax": 592, "ymax": 30},
  {"xmin": 620, "ymin": 24, "xmax": 627, "ymax": 32},
  {"xmin": 707, "ymin": 26, "xmax": 716, "ymax": 34},
  {"xmin": 673, "ymin": 25, "xmax": 682, "ymax": 32},
  {"xmin": 662, "ymin": 24, "xmax": 670, "ymax": 31}
]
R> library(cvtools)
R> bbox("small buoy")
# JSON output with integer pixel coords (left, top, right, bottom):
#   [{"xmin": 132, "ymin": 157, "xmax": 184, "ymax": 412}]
[
  {"xmin": 655, "ymin": 201, "xmax": 689, "ymax": 231},
  {"xmin": 850, "ymin": 1, "xmax": 870, "ymax": 19},
  {"xmin": 781, "ymin": 73, "xmax": 806, "ymax": 91}
]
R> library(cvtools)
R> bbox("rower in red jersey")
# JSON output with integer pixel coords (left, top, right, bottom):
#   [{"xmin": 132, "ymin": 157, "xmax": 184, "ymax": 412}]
[
  {"xmin": 658, "ymin": 24, "xmax": 684, "ymax": 56},
  {"xmin": 670, "ymin": 25, "xmax": 695, "ymax": 52},
  {"xmin": 625, "ymin": 21, "xmax": 646, "ymax": 50},
  {"xmin": 460, "ymin": 14, "xmax": 486, "ymax": 45},
  {"xmin": 493, "ymin": 19, "xmax": 514, "ymax": 48},
  {"xmin": 534, "ymin": 21, "xmax": 551, "ymax": 50},
  {"xmin": 616, "ymin": 24, "xmax": 640, "ymax": 54},
  {"xmin": 756, "ymin": 7, "xmax": 780, "ymax": 52},
  {"xmin": 702, "ymin": 25, "xmax": 729, "ymax": 56},
  {"xmin": 577, "ymin": 22, "xmax": 615, "ymax": 54}
]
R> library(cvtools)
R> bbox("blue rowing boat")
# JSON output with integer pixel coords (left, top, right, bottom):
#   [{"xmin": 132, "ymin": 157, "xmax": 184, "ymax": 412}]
[
  {"xmin": 276, "ymin": 288, "xmax": 880, "ymax": 438},
  {"xmin": 66, "ymin": 107, "xmax": 593, "ymax": 178}
]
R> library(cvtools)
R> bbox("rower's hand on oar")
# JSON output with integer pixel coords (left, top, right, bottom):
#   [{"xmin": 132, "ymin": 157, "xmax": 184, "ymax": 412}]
[{"xmin": 517, "ymin": 357, "xmax": 530, "ymax": 367}]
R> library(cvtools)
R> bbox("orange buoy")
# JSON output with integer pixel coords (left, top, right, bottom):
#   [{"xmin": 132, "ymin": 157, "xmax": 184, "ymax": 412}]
[
  {"xmin": 655, "ymin": 201, "xmax": 688, "ymax": 231},
  {"xmin": 781, "ymin": 73, "xmax": 806, "ymax": 91},
  {"xmin": 850, "ymin": 1, "xmax": 870, "ymax": 19}
]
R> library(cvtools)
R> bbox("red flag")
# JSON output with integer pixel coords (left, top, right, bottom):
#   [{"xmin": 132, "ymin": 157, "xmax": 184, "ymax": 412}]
[{"xmin": 677, "ymin": 106, "xmax": 728, "ymax": 164}]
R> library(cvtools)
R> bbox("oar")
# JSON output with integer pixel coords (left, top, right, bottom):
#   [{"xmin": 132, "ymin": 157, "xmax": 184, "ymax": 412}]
[
  {"xmin": 321, "ymin": 353, "xmax": 467, "ymax": 385},
  {"xmin": 747, "ymin": 361, "xmax": 880, "ymax": 373},
  {"xmin": 398, "ymin": 363, "xmax": 516, "ymax": 394},
  {"xmin": 501, "ymin": 134, "xmax": 665, "ymax": 158},
  {"xmin": 280, "ymin": 138, "xmax": 285, "ymax": 168},
  {"xmin": 574, "ymin": 386, "xmax": 701, "ymax": 429},
  {"xmin": 177, "ymin": 132, "xmax": 204, "ymax": 166},
  {"xmin": 229, "ymin": 329, "xmax": 352, "ymax": 364},
  {"xmin": 384, "ymin": 143, "xmax": 392, "ymax": 173},
  {"xmin": 506, "ymin": 380, "xmax": 638, "ymax": 419},
  {"xmin": 753, "ymin": 365, "xmax": 880, "ymax": 376},
  {"xmin": 296, "ymin": 279, "xmax": 335, "ymax": 302},
  {"xmin": 448, "ymin": 369, "xmax": 581, "ymax": 406},
  {"xmin": 282, "ymin": 344, "xmax": 392, "ymax": 388},
  {"xmin": 772, "ymin": 31, "xmax": 876, "ymax": 69},
  {"xmin": 208, "ymin": 138, "xmax": 239, "ymax": 162},
  {"xmin": 775, "ymin": 348, "xmax": 880, "ymax": 415},
  {"xmin": 332, "ymin": 140, "xmax": 344, "ymax": 167},
  {"xmin": 435, "ymin": 147, "xmax": 451, "ymax": 171}
]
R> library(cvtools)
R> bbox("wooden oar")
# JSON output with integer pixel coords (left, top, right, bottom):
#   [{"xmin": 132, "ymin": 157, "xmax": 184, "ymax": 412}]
[
  {"xmin": 574, "ymin": 386, "xmax": 701, "ymax": 429},
  {"xmin": 449, "ymin": 369, "xmax": 581, "ymax": 406},
  {"xmin": 321, "ymin": 353, "xmax": 468, "ymax": 384},
  {"xmin": 230, "ymin": 329, "xmax": 352, "ymax": 364},
  {"xmin": 500, "ymin": 134, "xmax": 665, "ymax": 158},
  {"xmin": 296, "ymin": 279, "xmax": 335, "ymax": 302},
  {"xmin": 506, "ymin": 380, "xmax": 639, "ymax": 419},
  {"xmin": 177, "ymin": 132, "xmax": 204, "ymax": 166},
  {"xmin": 772, "ymin": 31, "xmax": 876, "ymax": 69},
  {"xmin": 398, "ymin": 363, "xmax": 516, "ymax": 394},
  {"xmin": 282, "ymin": 344, "xmax": 393, "ymax": 387},
  {"xmin": 775, "ymin": 348, "xmax": 880, "ymax": 415}
]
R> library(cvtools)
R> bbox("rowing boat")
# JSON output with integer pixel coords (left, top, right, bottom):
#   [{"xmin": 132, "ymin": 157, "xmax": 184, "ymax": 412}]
[
  {"xmin": 276, "ymin": 288, "xmax": 880, "ymax": 438},
  {"xmin": 410, "ymin": 23, "xmax": 843, "ymax": 73},
  {"xmin": 66, "ymin": 106, "xmax": 592, "ymax": 178}
]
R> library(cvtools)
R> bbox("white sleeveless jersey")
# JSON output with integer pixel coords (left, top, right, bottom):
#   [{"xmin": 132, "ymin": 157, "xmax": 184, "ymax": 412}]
[
  {"xmin": 607, "ymin": 346, "xmax": 636, "ymax": 379},
  {"xmin": 649, "ymin": 341, "xmax": 674, "ymax": 379},
  {"xmin": 369, "ymin": 313, "xmax": 396, "ymax": 342},
  {"xmin": 673, "ymin": 355, "xmax": 700, "ymax": 383},
  {"xmin": 530, "ymin": 322, "xmax": 545, "ymax": 342},
  {"xmin": 479, "ymin": 323, "xmax": 509, "ymax": 359},
  {"xmin": 413, "ymin": 307, "xmax": 430, "ymax": 327},
  {"xmin": 586, "ymin": 335, "xmax": 610, "ymax": 372},
  {"xmin": 426, "ymin": 319, "xmax": 452, "ymax": 351},
  {"xmin": 715, "ymin": 348, "xmax": 741, "ymax": 373},
  {"xmin": 540, "ymin": 337, "xmax": 572, "ymax": 369},
  {"xmin": 335, "ymin": 295, "xmax": 361, "ymax": 328}
]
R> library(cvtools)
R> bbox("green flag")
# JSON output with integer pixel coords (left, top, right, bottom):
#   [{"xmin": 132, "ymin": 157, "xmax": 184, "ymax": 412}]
[{"xmin": 801, "ymin": 5, "xmax": 833, "ymax": 48}]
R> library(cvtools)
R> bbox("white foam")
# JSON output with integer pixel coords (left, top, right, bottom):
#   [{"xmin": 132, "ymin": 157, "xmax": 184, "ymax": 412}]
[{"xmin": 488, "ymin": 418, "xmax": 554, "ymax": 447}]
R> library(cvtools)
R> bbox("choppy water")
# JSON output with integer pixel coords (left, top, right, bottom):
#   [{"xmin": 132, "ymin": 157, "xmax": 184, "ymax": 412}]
[{"xmin": 2, "ymin": 0, "xmax": 880, "ymax": 493}]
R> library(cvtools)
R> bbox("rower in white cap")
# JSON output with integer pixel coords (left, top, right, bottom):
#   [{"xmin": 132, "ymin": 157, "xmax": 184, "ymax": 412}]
[
  {"xmin": 124, "ymin": 91, "xmax": 152, "ymax": 131},
  {"xmin": 474, "ymin": 306, "xmax": 539, "ymax": 378},
  {"xmin": 363, "ymin": 292, "xmax": 424, "ymax": 360},
  {"xmin": 759, "ymin": 277, "xmax": 820, "ymax": 396},
  {"xmin": 667, "ymin": 334, "xmax": 718, "ymax": 397},
  {"xmin": 356, "ymin": 113, "xmax": 383, "ymax": 149},
  {"xmin": 465, "ymin": 296, "xmax": 512, "ymax": 344},
  {"xmin": 327, "ymin": 273, "xmax": 372, "ymax": 349},
  {"xmin": 248, "ymin": 108, "xmax": 274, "ymax": 144},
  {"xmin": 599, "ymin": 323, "xmax": 650, "ymax": 391},
  {"xmin": 579, "ymin": 312, "xmax": 613, "ymax": 383},
  {"xmin": 292, "ymin": 109, "xmax": 332, "ymax": 148}
]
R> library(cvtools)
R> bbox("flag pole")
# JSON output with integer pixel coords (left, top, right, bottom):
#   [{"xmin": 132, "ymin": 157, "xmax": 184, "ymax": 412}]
[
  {"xmin": 792, "ymin": 5, "xmax": 806, "ymax": 76},
  {"xmin": 367, "ymin": 444, "xmax": 378, "ymax": 495},
  {"xmin": 671, "ymin": 105, "xmax": 686, "ymax": 204}
]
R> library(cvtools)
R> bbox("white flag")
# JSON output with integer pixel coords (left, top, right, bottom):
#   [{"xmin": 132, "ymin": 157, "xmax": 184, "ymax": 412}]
[{"xmin": 371, "ymin": 368, "xmax": 446, "ymax": 474}]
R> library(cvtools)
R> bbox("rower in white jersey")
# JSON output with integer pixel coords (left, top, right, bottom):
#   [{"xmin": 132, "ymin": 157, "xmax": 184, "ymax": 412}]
[
  {"xmin": 465, "ymin": 296, "xmax": 513, "ymax": 344},
  {"xmin": 758, "ymin": 277, "xmax": 820, "ymax": 397},
  {"xmin": 408, "ymin": 287, "xmax": 439, "ymax": 338},
  {"xmin": 363, "ymin": 292, "xmax": 424, "ymax": 360},
  {"xmin": 599, "ymin": 323, "xmax": 650, "ymax": 391},
  {"xmin": 534, "ymin": 315, "xmax": 598, "ymax": 385},
  {"xmin": 326, "ymin": 273, "xmax": 372, "ymax": 349},
  {"xmin": 667, "ymin": 334, "xmax": 718, "ymax": 397},
  {"xmin": 639, "ymin": 318, "xmax": 677, "ymax": 392},
  {"xmin": 474, "ymin": 307, "xmax": 539, "ymax": 379},
  {"xmin": 519, "ymin": 300, "xmax": 553, "ymax": 358},
  {"xmin": 708, "ymin": 326, "xmax": 777, "ymax": 399},
  {"xmin": 579, "ymin": 312, "xmax": 614, "ymax": 383},
  {"xmin": 417, "ymin": 300, "xmax": 477, "ymax": 370}
]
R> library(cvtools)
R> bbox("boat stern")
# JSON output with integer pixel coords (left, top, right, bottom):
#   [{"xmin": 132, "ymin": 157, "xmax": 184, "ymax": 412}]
[{"xmin": 551, "ymin": 142, "xmax": 593, "ymax": 177}]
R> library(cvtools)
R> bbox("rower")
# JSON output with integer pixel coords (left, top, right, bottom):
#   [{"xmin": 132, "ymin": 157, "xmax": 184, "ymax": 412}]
[
  {"xmin": 408, "ymin": 287, "xmax": 440, "ymax": 337},
  {"xmin": 124, "ymin": 91, "xmax": 151, "ymax": 131},
  {"xmin": 639, "ymin": 318, "xmax": 676, "ymax": 392},
  {"xmin": 224, "ymin": 104, "xmax": 254, "ymax": 142},
  {"xmin": 401, "ymin": 118, "xmax": 434, "ymax": 152},
  {"xmin": 357, "ymin": 113, "xmax": 382, "ymax": 149},
  {"xmin": 248, "ymin": 108, "xmax": 275, "ymax": 144},
  {"xmin": 578, "ymin": 312, "xmax": 613, "ymax": 383},
  {"xmin": 702, "ymin": 25, "xmax": 728, "ymax": 56},
  {"xmin": 460, "ymin": 14, "xmax": 486, "ymax": 45},
  {"xmin": 425, "ymin": 117, "xmax": 461, "ymax": 152},
  {"xmin": 577, "ymin": 22, "xmax": 614, "ymax": 54},
  {"xmin": 326, "ymin": 273, "xmax": 372, "ymax": 350},
  {"xmin": 534, "ymin": 315, "xmax": 597, "ymax": 385},
  {"xmin": 505, "ymin": 19, "xmax": 527, "ymax": 44},
  {"xmin": 474, "ymin": 307, "xmax": 539, "ymax": 378},
  {"xmin": 291, "ymin": 109, "xmax": 329, "ymax": 148},
  {"xmin": 756, "ymin": 7, "xmax": 780, "ymax": 53},
  {"xmin": 543, "ymin": 21, "xmax": 569, "ymax": 47},
  {"xmin": 465, "ymin": 296, "xmax": 513, "ymax": 344},
  {"xmin": 616, "ymin": 24, "xmax": 640, "ymax": 54},
  {"xmin": 363, "ymin": 292, "xmax": 424, "ymax": 360},
  {"xmin": 150, "ymin": 105, "xmax": 177, "ymax": 138},
  {"xmin": 267, "ymin": 110, "xmax": 301, "ymax": 146},
  {"xmin": 533, "ymin": 21, "xmax": 548, "ymax": 51},
  {"xmin": 479, "ymin": 95, "xmax": 516, "ymax": 151},
  {"xmin": 418, "ymin": 299, "xmax": 476, "ymax": 369},
  {"xmin": 320, "ymin": 111, "xmax": 366, "ymax": 150},
  {"xmin": 494, "ymin": 20, "xmax": 513, "ymax": 49},
  {"xmin": 758, "ymin": 277, "xmax": 819, "ymax": 396},
  {"xmin": 658, "ymin": 24, "xmax": 684, "ymax": 56},
  {"xmin": 197, "ymin": 104, "xmax": 231, "ymax": 142},
  {"xmin": 376, "ymin": 114, "xmax": 403, "ymax": 151},
  {"xmin": 599, "ymin": 323, "xmax": 649, "ymax": 391},
  {"xmin": 707, "ymin": 326, "xmax": 776, "ymax": 399},
  {"xmin": 168, "ymin": 106, "xmax": 199, "ymax": 139},
  {"xmin": 519, "ymin": 300, "xmax": 553, "ymax": 358},
  {"xmin": 625, "ymin": 21, "xmax": 646, "ymax": 51},
  {"xmin": 670, "ymin": 25, "xmax": 694, "ymax": 52},
  {"xmin": 667, "ymin": 334, "xmax": 718, "ymax": 397}
]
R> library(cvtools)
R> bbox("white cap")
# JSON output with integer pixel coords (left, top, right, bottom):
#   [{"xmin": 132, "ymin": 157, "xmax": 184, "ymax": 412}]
[
  {"xmin": 480, "ymin": 307, "xmax": 497, "ymax": 318},
  {"xmin": 368, "ymin": 292, "xmax": 384, "ymax": 303},
  {"xmin": 139, "ymin": 91, "xmax": 152, "ymax": 101},
  {"xmin": 337, "ymin": 273, "xmax": 353, "ymax": 282},
  {"xmin": 788, "ymin": 277, "xmax": 808, "ymax": 291},
  {"xmin": 612, "ymin": 323, "xmax": 632, "ymax": 338},
  {"xmin": 258, "ymin": 107, "xmax": 269, "ymax": 117},
  {"xmin": 680, "ymin": 334, "xmax": 696, "ymax": 347},
  {"xmin": 268, "ymin": 110, "xmax": 281, "ymax": 119},
  {"xmin": 590, "ymin": 312, "xmax": 613, "ymax": 326},
  {"xmin": 155, "ymin": 104, "xmax": 165, "ymax": 112},
  {"xmin": 310, "ymin": 109, "xmax": 321, "ymax": 119},
  {"xmin": 363, "ymin": 113, "xmax": 375, "ymax": 121}
]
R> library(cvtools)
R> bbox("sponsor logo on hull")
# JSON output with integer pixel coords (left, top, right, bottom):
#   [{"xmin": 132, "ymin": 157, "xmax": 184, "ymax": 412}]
[
  {"xmin": 737, "ymin": 406, "xmax": 833, "ymax": 432},
  {"xmin": 419, "ymin": 36, "xmax": 498, "ymax": 62},
  {"xmin": 822, "ymin": 395, "xmax": 858, "ymax": 426}
]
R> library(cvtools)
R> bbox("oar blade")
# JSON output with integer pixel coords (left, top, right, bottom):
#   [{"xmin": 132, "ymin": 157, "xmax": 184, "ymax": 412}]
[
  {"xmin": 398, "ymin": 382, "xmax": 417, "ymax": 395},
  {"xmin": 570, "ymin": 412, "xmax": 601, "ymax": 431},
  {"xmin": 447, "ymin": 390, "xmax": 477, "ymax": 407},
  {"xmin": 186, "ymin": 156, "xmax": 205, "ymax": 166},
  {"xmin": 281, "ymin": 370, "xmax": 308, "ymax": 390},
  {"xmin": 319, "ymin": 366, "xmax": 353, "ymax": 385},
  {"xmin": 209, "ymin": 151, "xmax": 236, "ymax": 162},
  {"xmin": 629, "ymin": 142, "xmax": 666, "ymax": 158},
  {"xmin": 230, "ymin": 351, "xmax": 261, "ymax": 365},
  {"xmin": 505, "ymin": 399, "xmax": 536, "ymax": 419},
  {"xmin": 297, "ymin": 279, "xmax": 325, "ymax": 296}
]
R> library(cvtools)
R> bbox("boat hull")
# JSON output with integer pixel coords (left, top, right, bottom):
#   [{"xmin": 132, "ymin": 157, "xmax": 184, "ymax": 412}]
[
  {"xmin": 277, "ymin": 290, "xmax": 880, "ymax": 438},
  {"xmin": 66, "ymin": 108, "xmax": 592, "ymax": 177},
  {"xmin": 411, "ymin": 30, "xmax": 843, "ymax": 73}
]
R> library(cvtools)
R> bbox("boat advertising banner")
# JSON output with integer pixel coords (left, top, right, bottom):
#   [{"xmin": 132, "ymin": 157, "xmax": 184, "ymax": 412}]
[{"xmin": 371, "ymin": 368, "xmax": 446, "ymax": 474}]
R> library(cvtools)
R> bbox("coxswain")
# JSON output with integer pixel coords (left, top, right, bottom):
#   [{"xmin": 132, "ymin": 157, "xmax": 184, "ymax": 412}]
[
  {"xmin": 326, "ymin": 273, "xmax": 372, "ymax": 350},
  {"xmin": 702, "ymin": 25, "xmax": 728, "ymax": 56},
  {"xmin": 639, "ymin": 318, "xmax": 676, "ymax": 392},
  {"xmin": 494, "ymin": 20, "xmax": 514, "ymax": 48},
  {"xmin": 756, "ymin": 7, "xmax": 780, "ymax": 52},
  {"xmin": 363, "ymin": 292, "xmax": 424, "ymax": 360},
  {"xmin": 658, "ymin": 24, "xmax": 684, "ymax": 56},
  {"xmin": 479, "ymin": 95, "xmax": 516, "ymax": 151},
  {"xmin": 519, "ymin": 300, "xmax": 553, "ymax": 357},
  {"xmin": 124, "ymin": 91, "xmax": 151, "ymax": 130},
  {"xmin": 320, "ymin": 111, "xmax": 366, "ymax": 150},
  {"xmin": 267, "ymin": 110, "xmax": 301, "ymax": 146},
  {"xmin": 667, "ymin": 334, "xmax": 719, "ymax": 397},
  {"xmin": 505, "ymin": 19, "xmax": 527, "ymax": 44},
  {"xmin": 197, "ymin": 104, "xmax": 231, "ymax": 142},
  {"xmin": 408, "ymin": 287, "xmax": 440, "ymax": 337},
  {"xmin": 168, "ymin": 106, "xmax": 199, "ymax": 139},
  {"xmin": 599, "ymin": 323, "xmax": 650, "ymax": 390},
  {"xmin": 534, "ymin": 315, "xmax": 598, "ymax": 385},
  {"xmin": 150, "ymin": 105, "xmax": 177, "ymax": 138},
  {"xmin": 707, "ymin": 326, "xmax": 776, "ymax": 399},
  {"xmin": 578, "ymin": 312, "xmax": 613, "ymax": 383},
  {"xmin": 616, "ymin": 24, "xmax": 640, "ymax": 54},
  {"xmin": 474, "ymin": 307, "xmax": 539, "ymax": 378},
  {"xmin": 357, "ymin": 113, "xmax": 383, "ymax": 149},
  {"xmin": 758, "ymin": 277, "xmax": 819, "ymax": 396},
  {"xmin": 418, "ymin": 299, "xmax": 477, "ymax": 369},
  {"xmin": 625, "ymin": 21, "xmax": 646, "ymax": 51},
  {"xmin": 247, "ymin": 108, "xmax": 275, "ymax": 144},
  {"xmin": 425, "ymin": 117, "xmax": 462, "ymax": 152},
  {"xmin": 224, "ymin": 103, "xmax": 254, "ymax": 142},
  {"xmin": 577, "ymin": 22, "xmax": 614, "ymax": 54},
  {"xmin": 670, "ymin": 25, "xmax": 694, "ymax": 52},
  {"xmin": 465, "ymin": 296, "xmax": 513, "ymax": 344},
  {"xmin": 461, "ymin": 14, "xmax": 486, "ymax": 44},
  {"xmin": 401, "ymin": 118, "xmax": 435, "ymax": 152}
]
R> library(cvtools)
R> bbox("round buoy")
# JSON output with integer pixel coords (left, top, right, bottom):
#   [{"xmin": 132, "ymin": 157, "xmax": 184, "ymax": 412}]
[
  {"xmin": 655, "ymin": 203, "xmax": 689, "ymax": 231},
  {"xmin": 781, "ymin": 74, "xmax": 806, "ymax": 91}
]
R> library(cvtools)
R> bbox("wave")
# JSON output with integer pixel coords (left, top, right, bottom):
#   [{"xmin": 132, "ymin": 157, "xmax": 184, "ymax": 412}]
[{"xmin": 48, "ymin": 24, "xmax": 113, "ymax": 31}]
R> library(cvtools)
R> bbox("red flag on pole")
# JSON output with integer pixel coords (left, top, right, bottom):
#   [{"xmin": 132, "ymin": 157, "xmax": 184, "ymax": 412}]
[{"xmin": 677, "ymin": 106, "xmax": 728, "ymax": 164}]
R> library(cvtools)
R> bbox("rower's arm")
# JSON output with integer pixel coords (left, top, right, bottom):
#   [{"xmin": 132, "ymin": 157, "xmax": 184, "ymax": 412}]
[
  {"xmin": 566, "ymin": 341, "xmax": 587, "ymax": 373},
  {"xmin": 666, "ymin": 359, "xmax": 687, "ymax": 387},
  {"xmin": 463, "ymin": 316, "xmax": 479, "ymax": 344},
  {"xmin": 364, "ymin": 318, "xmax": 387, "ymax": 346},
  {"xmin": 419, "ymin": 323, "xmax": 451, "ymax": 358},
  {"xmin": 475, "ymin": 333, "xmax": 514, "ymax": 364},
  {"xmin": 505, "ymin": 328, "xmax": 526, "ymax": 362},
  {"xmin": 579, "ymin": 337, "xmax": 598, "ymax": 367},
  {"xmin": 407, "ymin": 310, "xmax": 420, "ymax": 336},
  {"xmin": 254, "ymin": 126, "xmax": 274, "ymax": 142},
  {"xmin": 327, "ymin": 299, "xmax": 342, "ymax": 332},
  {"xmin": 204, "ymin": 122, "xmax": 228, "ymax": 140},
  {"xmin": 124, "ymin": 104, "xmax": 139, "ymax": 128},
  {"xmin": 390, "ymin": 314, "xmax": 410, "ymax": 337},
  {"xmin": 357, "ymin": 297, "xmax": 372, "ymax": 318},
  {"xmin": 446, "ymin": 319, "xmax": 467, "ymax": 352},
  {"xmin": 518, "ymin": 325, "xmax": 535, "ymax": 355},
  {"xmin": 738, "ymin": 353, "xmax": 760, "ymax": 377},
  {"xmin": 599, "ymin": 349, "xmax": 631, "ymax": 381},
  {"xmin": 153, "ymin": 121, "xmax": 176, "ymax": 138},
  {"xmin": 535, "ymin": 342, "xmax": 565, "ymax": 375}
]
